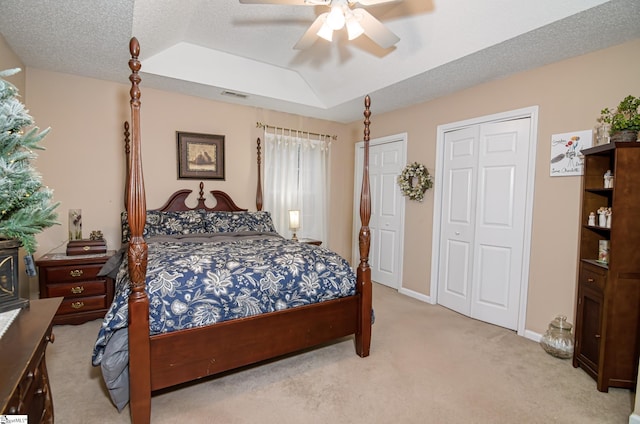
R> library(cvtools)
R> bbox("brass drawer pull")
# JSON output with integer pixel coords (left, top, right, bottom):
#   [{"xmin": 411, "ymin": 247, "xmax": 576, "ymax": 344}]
[
  {"xmin": 587, "ymin": 278, "xmax": 594, "ymax": 283},
  {"xmin": 70, "ymin": 269, "xmax": 83, "ymax": 278},
  {"xmin": 71, "ymin": 301, "xmax": 85, "ymax": 309},
  {"xmin": 70, "ymin": 286, "xmax": 85, "ymax": 294}
]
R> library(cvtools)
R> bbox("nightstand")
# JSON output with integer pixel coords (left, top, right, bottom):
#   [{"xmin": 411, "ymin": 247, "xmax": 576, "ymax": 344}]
[
  {"xmin": 36, "ymin": 251, "xmax": 115, "ymax": 325},
  {"xmin": 298, "ymin": 238, "xmax": 322, "ymax": 246}
]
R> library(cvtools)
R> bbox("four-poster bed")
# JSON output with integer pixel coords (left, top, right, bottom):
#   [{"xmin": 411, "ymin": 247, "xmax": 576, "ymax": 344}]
[{"xmin": 94, "ymin": 37, "xmax": 373, "ymax": 424}]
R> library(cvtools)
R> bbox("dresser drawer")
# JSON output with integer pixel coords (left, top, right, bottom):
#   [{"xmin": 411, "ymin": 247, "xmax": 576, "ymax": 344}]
[
  {"xmin": 580, "ymin": 263, "xmax": 607, "ymax": 292},
  {"xmin": 3, "ymin": 363, "xmax": 42, "ymax": 415},
  {"xmin": 46, "ymin": 280, "xmax": 107, "ymax": 298},
  {"xmin": 57, "ymin": 295, "xmax": 107, "ymax": 315},
  {"xmin": 4, "ymin": 325, "xmax": 51, "ymax": 419},
  {"xmin": 41, "ymin": 263, "xmax": 103, "ymax": 284}
]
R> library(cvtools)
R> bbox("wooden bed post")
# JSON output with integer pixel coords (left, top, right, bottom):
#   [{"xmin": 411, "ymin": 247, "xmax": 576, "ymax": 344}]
[
  {"xmin": 256, "ymin": 137, "xmax": 263, "ymax": 211},
  {"xmin": 126, "ymin": 37, "xmax": 151, "ymax": 424},
  {"xmin": 123, "ymin": 121, "xmax": 130, "ymax": 209},
  {"xmin": 356, "ymin": 95, "xmax": 372, "ymax": 357}
]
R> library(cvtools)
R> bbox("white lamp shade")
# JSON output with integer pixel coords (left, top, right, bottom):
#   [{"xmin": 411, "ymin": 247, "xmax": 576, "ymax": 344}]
[
  {"xmin": 317, "ymin": 21, "xmax": 333, "ymax": 41},
  {"xmin": 346, "ymin": 18, "xmax": 364, "ymax": 40},
  {"xmin": 289, "ymin": 210, "xmax": 300, "ymax": 229}
]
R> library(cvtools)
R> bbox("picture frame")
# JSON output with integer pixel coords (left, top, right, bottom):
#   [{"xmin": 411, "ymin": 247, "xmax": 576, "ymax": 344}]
[
  {"xmin": 176, "ymin": 131, "xmax": 225, "ymax": 180},
  {"xmin": 549, "ymin": 129, "xmax": 592, "ymax": 177}
]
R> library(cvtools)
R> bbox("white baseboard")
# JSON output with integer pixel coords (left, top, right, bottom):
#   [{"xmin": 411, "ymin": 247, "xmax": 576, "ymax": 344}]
[
  {"xmin": 398, "ymin": 287, "xmax": 434, "ymax": 304},
  {"xmin": 523, "ymin": 329, "xmax": 542, "ymax": 343},
  {"xmin": 629, "ymin": 413, "xmax": 640, "ymax": 424},
  {"xmin": 396, "ymin": 287, "xmax": 545, "ymax": 343}
]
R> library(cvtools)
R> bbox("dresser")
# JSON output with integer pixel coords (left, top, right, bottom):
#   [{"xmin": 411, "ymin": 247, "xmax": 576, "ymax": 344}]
[
  {"xmin": 36, "ymin": 251, "xmax": 115, "ymax": 325},
  {"xmin": 0, "ymin": 297, "xmax": 62, "ymax": 423}
]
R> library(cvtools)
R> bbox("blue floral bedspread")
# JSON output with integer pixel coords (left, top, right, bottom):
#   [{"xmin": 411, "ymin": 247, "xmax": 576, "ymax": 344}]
[{"xmin": 92, "ymin": 232, "xmax": 356, "ymax": 366}]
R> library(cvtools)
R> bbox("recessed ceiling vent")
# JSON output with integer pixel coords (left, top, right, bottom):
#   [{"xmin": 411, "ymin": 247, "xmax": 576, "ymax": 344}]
[{"xmin": 221, "ymin": 90, "xmax": 248, "ymax": 99}]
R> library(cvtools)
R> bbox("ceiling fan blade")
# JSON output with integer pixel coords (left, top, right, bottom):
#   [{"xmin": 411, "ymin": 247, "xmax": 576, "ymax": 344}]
[
  {"xmin": 293, "ymin": 13, "xmax": 328, "ymax": 50},
  {"xmin": 239, "ymin": 0, "xmax": 308, "ymax": 5},
  {"xmin": 356, "ymin": 8, "xmax": 400, "ymax": 49},
  {"xmin": 352, "ymin": 0, "xmax": 401, "ymax": 6}
]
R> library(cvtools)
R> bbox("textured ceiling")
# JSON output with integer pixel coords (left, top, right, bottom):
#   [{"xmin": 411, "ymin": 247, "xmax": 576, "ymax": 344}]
[{"xmin": 1, "ymin": 0, "xmax": 639, "ymax": 123}]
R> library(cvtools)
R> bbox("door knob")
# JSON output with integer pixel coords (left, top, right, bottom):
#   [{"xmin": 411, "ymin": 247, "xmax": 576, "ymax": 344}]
[{"xmin": 455, "ymin": 231, "xmax": 460, "ymax": 235}]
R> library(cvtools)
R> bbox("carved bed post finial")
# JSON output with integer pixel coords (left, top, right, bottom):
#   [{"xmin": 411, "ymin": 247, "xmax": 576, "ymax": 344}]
[
  {"xmin": 124, "ymin": 121, "xmax": 130, "ymax": 209},
  {"xmin": 356, "ymin": 95, "xmax": 372, "ymax": 357},
  {"xmin": 256, "ymin": 138, "xmax": 263, "ymax": 211},
  {"xmin": 127, "ymin": 36, "xmax": 147, "ymax": 293},
  {"xmin": 196, "ymin": 182, "xmax": 207, "ymax": 209},
  {"xmin": 127, "ymin": 36, "xmax": 151, "ymax": 424},
  {"xmin": 360, "ymin": 95, "xmax": 372, "ymax": 265}
]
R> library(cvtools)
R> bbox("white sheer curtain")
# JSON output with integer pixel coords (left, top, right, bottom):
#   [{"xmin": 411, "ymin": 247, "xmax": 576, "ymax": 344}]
[{"xmin": 263, "ymin": 129, "xmax": 331, "ymax": 242}]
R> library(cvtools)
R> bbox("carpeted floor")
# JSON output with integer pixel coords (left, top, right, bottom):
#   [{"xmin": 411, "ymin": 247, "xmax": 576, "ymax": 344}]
[{"xmin": 46, "ymin": 284, "xmax": 634, "ymax": 423}]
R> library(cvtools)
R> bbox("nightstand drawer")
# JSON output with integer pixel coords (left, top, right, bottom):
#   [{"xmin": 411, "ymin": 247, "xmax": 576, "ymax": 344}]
[
  {"xmin": 47, "ymin": 280, "xmax": 108, "ymax": 298},
  {"xmin": 41, "ymin": 263, "xmax": 103, "ymax": 283},
  {"xmin": 57, "ymin": 295, "xmax": 107, "ymax": 315},
  {"xmin": 580, "ymin": 264, "xmax": 606, "ymax": 291}
]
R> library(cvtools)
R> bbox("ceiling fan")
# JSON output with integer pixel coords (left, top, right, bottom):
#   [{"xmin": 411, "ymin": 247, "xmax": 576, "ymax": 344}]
[{"xmin": 239, "ymin": 0, "xmax": 401, "ymax": 50}]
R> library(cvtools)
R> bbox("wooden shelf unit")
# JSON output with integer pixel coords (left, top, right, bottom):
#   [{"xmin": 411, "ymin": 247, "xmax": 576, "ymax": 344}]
[{"xmin": 573, "ymin": 142, "xmax": 640, "ymax": 392}]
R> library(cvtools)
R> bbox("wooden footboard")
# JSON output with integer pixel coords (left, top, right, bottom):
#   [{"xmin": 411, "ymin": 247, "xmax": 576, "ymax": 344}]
[
  {"xmin": 149, "ymin": 296, "xmax": 359, "ymax": 390},
  {"xmin": 124, "ymin": 37, "xmax": 371, "ymax": 424}
]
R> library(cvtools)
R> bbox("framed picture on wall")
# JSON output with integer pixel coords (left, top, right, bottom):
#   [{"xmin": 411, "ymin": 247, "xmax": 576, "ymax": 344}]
[{"xmin": 176, "ymin": 131, "xmax": 225, "ymax": 180}]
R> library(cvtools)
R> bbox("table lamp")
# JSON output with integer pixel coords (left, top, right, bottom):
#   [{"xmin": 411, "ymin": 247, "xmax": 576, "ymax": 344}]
[{"xmin": 289, "ymin": 210, "xmax": 300, "ymax": 241}]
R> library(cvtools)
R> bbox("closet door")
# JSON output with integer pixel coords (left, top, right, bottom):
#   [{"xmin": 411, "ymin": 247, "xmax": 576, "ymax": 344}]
[
  {"xmin": 437, "ymin": 118, "xmax": 531, "ymax": 330},
  {"xmin": 436, "ymin": 126, "xmax": 479, "ymax": 315}
]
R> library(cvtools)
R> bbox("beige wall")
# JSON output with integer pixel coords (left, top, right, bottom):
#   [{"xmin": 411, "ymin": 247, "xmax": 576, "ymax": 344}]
[
  {"xmin": 24, "ymin": 69, "xmax": 356, "ymax": 261},
  {"xmin": 349, "ymin": 38, "xmax": 640, "ymax": 334},
  {"xmin": 12, "ymin": 36, "xmax": 640, "ymax": 336}
]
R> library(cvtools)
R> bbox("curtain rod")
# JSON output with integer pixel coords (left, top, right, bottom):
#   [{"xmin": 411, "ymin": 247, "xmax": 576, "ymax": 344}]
[{"xmin": 256, "ymin": 122, "xmax": 337, "ymax": 141}]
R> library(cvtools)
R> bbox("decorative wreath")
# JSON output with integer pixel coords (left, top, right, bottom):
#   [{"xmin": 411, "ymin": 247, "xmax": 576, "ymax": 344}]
[{"xmin": 397, "ymin": 162, "xmax": 433, "ymax": 202}]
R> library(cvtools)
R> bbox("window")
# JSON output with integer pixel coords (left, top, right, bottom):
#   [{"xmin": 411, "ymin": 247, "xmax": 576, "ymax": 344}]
[{"xmin": 263, "ymin": 131, "xmax": 331, "ymax": 242}]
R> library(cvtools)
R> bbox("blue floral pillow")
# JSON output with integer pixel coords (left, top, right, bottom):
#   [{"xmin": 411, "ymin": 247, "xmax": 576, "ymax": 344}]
[
  {"xmin": 202, "ymin": 211, "xmax": 277, "ymax": 234},
  {"xmin": 121, "ymin": 209, "xmax": 207, "ymax": 243}
]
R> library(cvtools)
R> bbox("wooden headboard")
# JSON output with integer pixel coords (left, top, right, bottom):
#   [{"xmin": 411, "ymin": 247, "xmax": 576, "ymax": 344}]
[{"xmin": 154, "ymin": 182, "xmax": 247, "ymax": 212}]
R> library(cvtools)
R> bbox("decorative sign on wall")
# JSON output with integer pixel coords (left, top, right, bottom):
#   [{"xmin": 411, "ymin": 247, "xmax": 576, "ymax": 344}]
[{"xmin": 549, "ymin": 130, "xmax": 592, "ymax": 177}]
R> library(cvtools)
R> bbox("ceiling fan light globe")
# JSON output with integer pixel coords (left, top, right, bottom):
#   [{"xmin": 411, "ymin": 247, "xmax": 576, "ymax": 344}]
[
  {"xmin": 317, "ymin": 22, "xmax": 334, "ymax": 41},
  {"xmin": 326, "ymin": 6, "xmax": 346, "ymax": 30}
]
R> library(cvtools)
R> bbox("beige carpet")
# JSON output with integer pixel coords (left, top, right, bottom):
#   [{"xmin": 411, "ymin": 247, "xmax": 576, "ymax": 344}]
[{"xmin": 46, "ymin": 284, "xmax": 634, "ymax": 423}]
